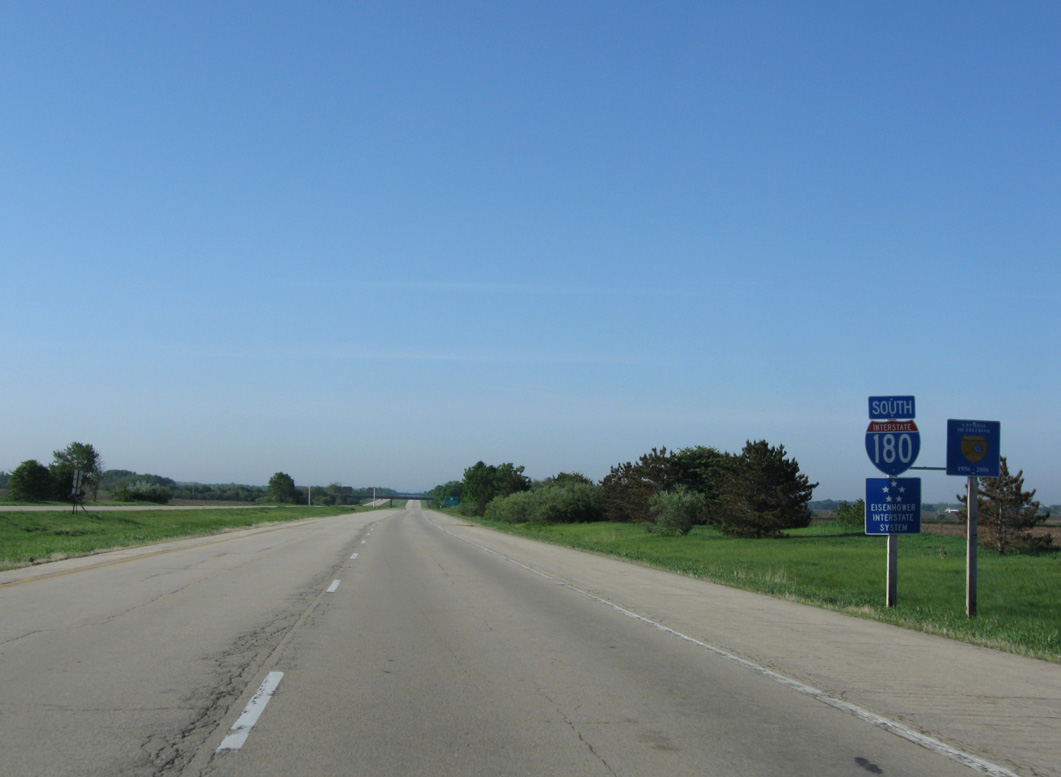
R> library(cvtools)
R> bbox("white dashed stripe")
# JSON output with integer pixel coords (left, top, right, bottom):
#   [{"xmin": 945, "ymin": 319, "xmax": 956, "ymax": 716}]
[{"xmin": 217, "ymin": 671, "xmax": 284, "ymax": 752}]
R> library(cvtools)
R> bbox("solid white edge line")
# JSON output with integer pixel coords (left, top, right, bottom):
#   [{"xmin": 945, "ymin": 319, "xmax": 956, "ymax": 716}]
[
  {"xmin": 216, "ymin": 671, "xmax": 284, "ymax": 752},
  {"xmin": 436, "ymin": 521, "xmax": 1022, "ymax": 777},
  {"xmin": 326, "ymin": 579, "xmax": 341, "ymax": 593}
]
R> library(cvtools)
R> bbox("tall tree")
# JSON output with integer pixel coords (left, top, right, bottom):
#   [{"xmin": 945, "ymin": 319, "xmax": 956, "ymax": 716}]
[
  {"xmin": 713, "ymin": 440, "xmax": 817, "ymax": 538},
  {"xmin": 267, "ymin": 472, "xmax": 299, "ymax": 504},
  {"xmin": 599, "ymin": 447, "xmax": 680, "ymax": 523},
  {"xmin": 959, "ymin": 457, "xmax": 1050, "ymax": 553},
  {"xmin": 51, "ymin": 442, "xmax": 103, "ymax": 501},
  {"xmin": 461, "ymin": 461, "xmax": 530, "ymax": 516},
  {"xmin": 671, "ymin": 446, "xmax": 726, "ymax": 500}
]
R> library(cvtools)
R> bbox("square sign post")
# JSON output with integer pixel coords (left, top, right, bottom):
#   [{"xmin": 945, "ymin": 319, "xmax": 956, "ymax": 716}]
[
  {"xmin": 866, "ymin": 477, "xmax": 921, "ymax": 608},
  {"xmin": 865, "ymin": 396, "xmax": 921, "ymax": 609},
  {"xmin": 947, "ymin": 419, "xmax": 1001, "ymax": 618}
]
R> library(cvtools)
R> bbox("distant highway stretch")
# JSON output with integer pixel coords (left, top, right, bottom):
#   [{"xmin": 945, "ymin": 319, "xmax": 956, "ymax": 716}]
[{"xmin": 1, "ymin": 502, "xmax": 1056, "ymax": 777}]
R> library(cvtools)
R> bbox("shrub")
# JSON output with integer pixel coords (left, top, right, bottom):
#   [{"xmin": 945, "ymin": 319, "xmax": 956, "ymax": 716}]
[
  {"xmin": 114, "ymin": 481, "xmax": 173, "ymax": 504},
  {"xmin": 485, "ymin": 482, "xmax": 604, "ymax": 524},
  {"xmin": 834, "ymin": 499, "xmax": 865, "ymax": 527},
  {"xmin": 485, "ymin": 490, "xmax": 538, "ymax": 523},
  {"xmin": 648, "ymin": 486, "xmax": 706, "ymax": 536},
  {"xmin": 535, "ymin": 482, "xmax": 603, "ymax": 524}
]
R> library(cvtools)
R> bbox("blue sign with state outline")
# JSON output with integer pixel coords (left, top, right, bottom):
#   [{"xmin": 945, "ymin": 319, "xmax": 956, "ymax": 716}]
[
  {"xmin": 865, "ymin": 477, "xmax": 922, "ymax": 535},
  {"xmin": 946, "ymin": 419, "xmax": 1001, "ymax": 477}
]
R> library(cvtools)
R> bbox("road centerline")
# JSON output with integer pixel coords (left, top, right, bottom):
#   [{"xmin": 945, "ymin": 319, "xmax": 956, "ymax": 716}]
[{"xmin": 216, "ymin": 671, "xmax": 284, "ymax": 752}]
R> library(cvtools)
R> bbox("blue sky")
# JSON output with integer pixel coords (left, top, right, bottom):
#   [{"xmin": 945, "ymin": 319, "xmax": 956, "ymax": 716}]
[{"xmin": 3, "ymin": 2, "xmax": 1058, "ymax": 503}]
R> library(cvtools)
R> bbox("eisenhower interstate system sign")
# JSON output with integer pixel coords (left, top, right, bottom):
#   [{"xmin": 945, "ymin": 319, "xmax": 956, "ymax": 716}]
[{"xmin": 865, "ymin": 477, "xmax": 922, "ymax": 535}]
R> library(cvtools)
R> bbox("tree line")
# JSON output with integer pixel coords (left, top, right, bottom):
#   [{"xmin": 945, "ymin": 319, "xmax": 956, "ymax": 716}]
[
  {"xmin": 436, "ymin": 441, "xmax": 819, "ymax": 539},
  {"xmin": 1, "ymin": 444, "xmax": 395, "ymax": 506},
  {"xmin": 4, "ymin": 442, "xmax": 106, "ymax": 502}
]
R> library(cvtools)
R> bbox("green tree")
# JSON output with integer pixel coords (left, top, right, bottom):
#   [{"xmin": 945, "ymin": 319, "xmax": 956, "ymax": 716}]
[
  {"xmin": 599, "ymin": 447, "xmax": 680, "ymax": 523},
  {"xmin": 671, "ymin": 446, "xmax": 726, "ymax": 500},
  {"xmin": 9, "ymin": 459, "xmax": 55, "ymax": 501},
  {"xmin": 713, "ymin": 440, "xmax": 817, "ymax": 538},
  {"xmin": 267, "ymin": 472, "xmax": 299, "ymax": 503},
  {"xmin": 429, "ymin": 480, "xmax": 464, "ymax": 508},
  {"xmin": 834, "ymin": 499, "xmax": 865, "ymax": 527},
  {"xmin": 539, "ymin": 472, "xmax": 594, "ymax": 488},
  {"xmin": 51, "ymin": 442, "xmax": 103, "ymax": 501},
  {"xmin": 959, "ymin": 457, "xmax": 1051, "ymax": 554},
  {"xmin": 461, "ymin": 461, "xmax": 530, "ymax": 516}
]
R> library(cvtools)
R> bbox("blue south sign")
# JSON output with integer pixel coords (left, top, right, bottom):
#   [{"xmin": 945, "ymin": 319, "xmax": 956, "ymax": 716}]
[
  {"xmin": 868, "ymin": 395, "xmax": 915, "ymax": 420},
  {"xmin": 865, "ymin": 420, "xmax": 920, "ymax": 476}
]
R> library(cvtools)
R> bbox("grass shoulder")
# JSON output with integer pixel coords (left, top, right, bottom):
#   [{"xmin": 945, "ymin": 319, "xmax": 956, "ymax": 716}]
[
  {"xmin": 0, "ymin": 504, "xmax": 361, "ymax": 571},
  {"xmin": 459, "ymin": 515, "xmax": 1061, "ymax": 663}
]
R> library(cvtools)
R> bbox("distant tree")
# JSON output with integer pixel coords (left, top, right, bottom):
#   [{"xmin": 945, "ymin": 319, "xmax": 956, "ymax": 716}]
[
  {"xmin": 834, "ymin": 499, "xmax": 865, "ymax": 527},
  {"xmin": 539, "ymin": 472, "xmax": 594, "ymax": 488},
  {"xmin": 113, "ymin": 481, "xmax": 173, "ymax": 504},
  {"xmin": 9, "ymin": 459, "xmax": 55, "ymax": 501},
  {"xmin": 713, "ymin": 440, "xmax": 817, "ymax": 538},
  {"xmin": 958, "ymin": 457, "xmax": 1051, "ymax": 554},
  {"xmin": 51, "ymin": 442, "xmax": 103, "ymax": 501},
  {"xmin": 461, "ymin": 461, "xmax": 530, "ymax": 516},
  {"xmin": 267, "ymin": 472, "xmax": 299, "ymax": 503},
  {"xmin": 429, "ymin": 480, "xmax": 464, "ymax": 508}
]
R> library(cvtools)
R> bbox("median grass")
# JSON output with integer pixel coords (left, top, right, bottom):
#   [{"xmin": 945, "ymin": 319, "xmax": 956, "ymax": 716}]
[
  {"xmin": 0, "ymin": 504, "xmax": 362, "ymax": 570},
  {"xmin": 469, "ymin": 517, "xmax": 1061, "ymax": 663}
]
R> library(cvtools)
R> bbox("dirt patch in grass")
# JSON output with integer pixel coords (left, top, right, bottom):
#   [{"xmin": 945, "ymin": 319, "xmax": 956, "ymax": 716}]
[{"xmin": 922, "ymin": 521, "xmax": 1061, "ymax": 543}]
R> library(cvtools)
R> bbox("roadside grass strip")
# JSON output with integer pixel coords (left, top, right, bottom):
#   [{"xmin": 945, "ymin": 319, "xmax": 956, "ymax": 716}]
[{"xmin": 217, "ymin": 671, "xmax": 285, "ymax": 752}]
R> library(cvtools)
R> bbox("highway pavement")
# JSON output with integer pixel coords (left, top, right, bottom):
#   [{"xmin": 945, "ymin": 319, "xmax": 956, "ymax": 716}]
[{"xmin": 1, "ymin": 502, "xmax": 1057, "ymax": 777}]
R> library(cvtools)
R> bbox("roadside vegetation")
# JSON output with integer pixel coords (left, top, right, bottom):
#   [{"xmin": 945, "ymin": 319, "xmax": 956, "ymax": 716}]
[
  {"xmin": 461, "ymin": 515, "xmax": 1061, "ymax": 662},
  {"xmin": 0, "ymin": 504, "xmax": 363, "ymax": 571},
  {"xmin": 0, "ymin": 440, "xmax": 398, "ymax": 507},
  {"xmin": 429, "ymin": 443, "xmax": 1058, "ymax": 662}
]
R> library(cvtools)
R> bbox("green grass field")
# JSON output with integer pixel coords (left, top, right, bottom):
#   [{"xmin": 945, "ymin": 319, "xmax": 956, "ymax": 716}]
[
  {"xmin": 469, "ymin": 518, "xmax": 1061, "ymax": 663},
  {"xmin": 0, "ymin": 504, "xmax": 361, "ymax": 570}
]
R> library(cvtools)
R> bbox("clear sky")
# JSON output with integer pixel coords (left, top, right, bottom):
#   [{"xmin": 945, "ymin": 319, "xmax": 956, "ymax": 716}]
[{"xmin": 3, "ymin": 2, "xmax": 1058, "ymax": 503}]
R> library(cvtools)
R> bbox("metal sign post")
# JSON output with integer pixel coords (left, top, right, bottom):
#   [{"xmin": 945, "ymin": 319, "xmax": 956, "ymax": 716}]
[
  {"xmin": 946, "ymin": 419, "xmax": 1000, "ymax": 619},
  {"xmin": 966, "ymin": 476, "xmax": 978, "ymax": 618},
  {"xmin": 865, "ymin": 476, "xmax": 922, "ymax": 608}
]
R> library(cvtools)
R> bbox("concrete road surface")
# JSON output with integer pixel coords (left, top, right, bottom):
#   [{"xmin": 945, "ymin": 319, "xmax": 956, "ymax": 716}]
[{"xmin": 1, "ymin": 502, "xmax": 1057, "ymax": 777}]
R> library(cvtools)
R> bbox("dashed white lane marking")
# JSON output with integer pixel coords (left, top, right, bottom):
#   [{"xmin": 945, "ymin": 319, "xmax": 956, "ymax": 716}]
[
  {"xmin": 326, "ymin": 579, "xmax": 341, "ymax": 593},
  {"xmin": 350, "ymin": 552, "xmax": 359, "ymax": 559},
  {"xmin": 436, "ymin": 520, "xmax": 1022, "ymax": 777},
  {"xmin": 217, "ymin": 671, "xmax": 284, "ymax": 751}
]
